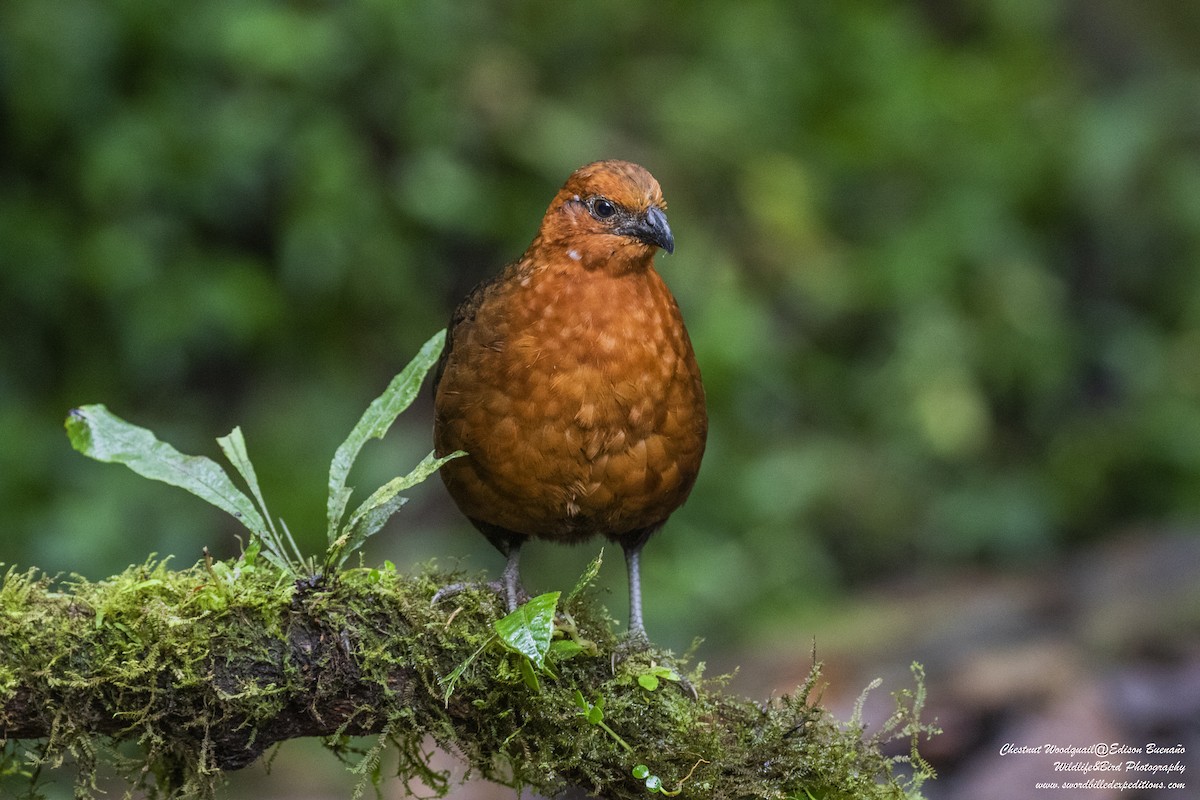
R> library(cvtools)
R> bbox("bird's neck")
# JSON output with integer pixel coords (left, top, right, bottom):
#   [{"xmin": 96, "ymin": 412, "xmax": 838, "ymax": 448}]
[{"xmin": 525, "ymin": 235, "xmax": 657, "ymax": 278}]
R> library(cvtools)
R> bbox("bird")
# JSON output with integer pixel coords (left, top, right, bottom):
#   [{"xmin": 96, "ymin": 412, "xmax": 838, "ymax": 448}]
[{"xmin": 432, "ymin": 160, "xmax": 707, "ymax": 639}]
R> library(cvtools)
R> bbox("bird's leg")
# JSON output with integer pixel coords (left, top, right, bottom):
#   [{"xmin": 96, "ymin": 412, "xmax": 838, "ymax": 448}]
[
  {"xmin": 431, "ymin": 521, "xmax": 529, "ymax": 609},
  {"xmin": 618, "ymin": 539, "xmax": 696, "ymax": 697},
  {"xmin": 431, "ymin": 534, "xmax": 525, "ymax": 610},
  {"xmin": 476, "ymin": 521, "xmax": 528, "ymax": 611},
  {"xmin": 624, "ymin": 541, "xmax": 648, "ymax": 642},
  {"xmin": 501, "ymin": 539, "xmax": 522, "ymax": 612}
]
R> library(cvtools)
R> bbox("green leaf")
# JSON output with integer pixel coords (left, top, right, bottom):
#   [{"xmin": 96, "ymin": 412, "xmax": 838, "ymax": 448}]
[
  {"xmin": 493, "ymin": 591, "xmax": 559, "ymax": 670},
  {"xmin": 342, "ymin": 450, "xmax": 459, "ymax": 538},
  {"xmin": 585, "ymin": 694, "xmax": 604, "ymax": 724},
  {"xmin": 438, "ymin": 634, "xmax": 495, "ymax": 706},
  {"xmin": 326, "ymin": 329, "xmax": 446, "ymax": 543},
  {"xmin": 327, "ymin": 449, "xmax": 463, "ymax": 569},
  {"xmin": 328, "ymin": 484, "xmax": 408, "ymax": 570},
  {"xmin": 239, "ymin": 538, "xmax": 261, "ymax": 567},
  {"xmin": 548, "ymin": 639, "xmax": 584, "ymax": 660},
  {"xmin": 637, "ymin": 664, "xmax": 681, "ymax": 692},
  {"xmin": 574, "ymin": 691, "xmax": 605, "ymax": 724},
  {"xmin": 215, "ymin": 427, "xmax": 266, "ymax": 516},
  {"xmin": 518, "ymin": 654, "xmax": 540, "ymax": 692},
  {"xmin": 218, "ymin": 427, "xmax": 305, "ymax": 574},
  {"xmin": 567, "ymin": 549, "xmax": 603, "ymax": 603},
  {"xmin": 633, "ymin": 765, "xmax": 650, "ymax": 780},
  {"xmin": 65, "ymin": 405, "xmax": 267, "ymax": 536},
  {"xmin": 576, "ymin": 691, "xmax": 633, "ymax": 752}
]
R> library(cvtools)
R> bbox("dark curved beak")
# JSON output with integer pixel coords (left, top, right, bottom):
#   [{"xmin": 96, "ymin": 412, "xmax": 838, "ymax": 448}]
[{"xmin": 622, "ymin": 205, "xmax": 675, "ymax": 254}]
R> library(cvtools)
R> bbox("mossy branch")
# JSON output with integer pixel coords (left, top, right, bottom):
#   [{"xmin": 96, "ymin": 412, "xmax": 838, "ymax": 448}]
[{"xmin": 0, "ymin": 558, "xmax": 935, "ymax": 799}]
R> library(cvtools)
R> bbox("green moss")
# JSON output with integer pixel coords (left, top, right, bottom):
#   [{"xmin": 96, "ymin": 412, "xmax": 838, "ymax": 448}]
[{"xmin": 1, "ymin": 558, "xmax": 937, "ymax": 799}]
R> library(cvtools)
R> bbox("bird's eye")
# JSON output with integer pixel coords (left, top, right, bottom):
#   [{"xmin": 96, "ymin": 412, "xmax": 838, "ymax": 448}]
[{"xmin": 590, "ymin": 198, "xmax": 618, "ymax": 220}]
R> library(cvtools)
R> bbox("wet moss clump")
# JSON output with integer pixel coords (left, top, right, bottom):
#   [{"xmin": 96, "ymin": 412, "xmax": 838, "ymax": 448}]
[{"xmin": 0, "ymin": 556, "xmax": 937, "ymax": 799}]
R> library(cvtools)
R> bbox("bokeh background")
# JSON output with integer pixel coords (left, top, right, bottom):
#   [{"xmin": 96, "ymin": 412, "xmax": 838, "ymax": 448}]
[{"xmin": 3, "ymin": 2, "xmax": 1199, "ymax": 798}]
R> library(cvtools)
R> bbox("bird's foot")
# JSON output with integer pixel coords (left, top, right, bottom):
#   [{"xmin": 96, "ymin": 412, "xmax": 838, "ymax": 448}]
[
  {"xmin": 609, "ymin": 630, "xmax": 652, "ymax": 671},
  {"xmin": 610, "ymin": 637, "xmax": 699, "ymax": 700},
  {"xmin": 619, "ymin": 627, "xmax": 652, "ymax": 652},
  {"xmin": 431, "ymin": 580, "xmax": 528, "ymax": 610},
  {"xmin": 431, "ymin": 579, "xmax": 504, "ymax": 606}
]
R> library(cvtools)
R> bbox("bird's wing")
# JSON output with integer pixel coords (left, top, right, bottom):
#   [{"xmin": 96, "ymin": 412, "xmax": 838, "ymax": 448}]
[{"xmin": 432, "ymin": 265, "xmax": 510, "ymax": 399}]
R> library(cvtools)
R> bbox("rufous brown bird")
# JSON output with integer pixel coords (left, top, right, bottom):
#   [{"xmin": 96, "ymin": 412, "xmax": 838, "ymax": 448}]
[{"xmin": 432, "ymin": 160, "xmax": 707, "ymax": 638}]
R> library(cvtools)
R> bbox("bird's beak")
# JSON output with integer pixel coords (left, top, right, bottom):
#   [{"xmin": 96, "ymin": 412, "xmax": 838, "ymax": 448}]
[{"xmin": 622, "ymin": 205, "xmax": 675, "ymax": 254}]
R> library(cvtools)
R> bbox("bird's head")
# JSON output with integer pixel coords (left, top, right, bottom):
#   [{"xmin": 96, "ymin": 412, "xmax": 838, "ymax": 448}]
[{"xmin": 535, "ymin": 160, "xmax": 675, "ymax": 269}]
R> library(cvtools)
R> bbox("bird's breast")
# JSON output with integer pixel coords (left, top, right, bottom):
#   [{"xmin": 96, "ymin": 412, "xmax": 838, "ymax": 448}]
[{"xmin": 435, "ymin": 264, "xmax": 707, "ymax": 540}]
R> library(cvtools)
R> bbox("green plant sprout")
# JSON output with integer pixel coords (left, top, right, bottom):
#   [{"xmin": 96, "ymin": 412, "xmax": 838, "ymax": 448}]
[
  {"xmin": 439, "ymin": 591, "xmax": 563, "ymax": 701},
  {"xmin": 624, "ymin": 661, "xmax": 681, "ymax": 692},
  {"xmin": 631, "ymin": 757, "xmax": 708, "ymax": 796},
  {"xmin": 439, "ymin": 552, "xmax": 606, "ymax": 702},
  {"xmin": 575, "ymin": 691, "xmax": 632, "ymax": 753},
  {"xmin": 63, "ymin": 329, "xmax": 462, "ymax": 579},
  {"xmin": 439, "ymin": 588, "xmax": 600, "ymax": 702}
]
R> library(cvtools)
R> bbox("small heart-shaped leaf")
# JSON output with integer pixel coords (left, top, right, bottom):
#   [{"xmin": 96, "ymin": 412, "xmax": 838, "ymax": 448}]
[{"xmin": 494, "ymin": 592, "xmax": 560, "ymax": 669}]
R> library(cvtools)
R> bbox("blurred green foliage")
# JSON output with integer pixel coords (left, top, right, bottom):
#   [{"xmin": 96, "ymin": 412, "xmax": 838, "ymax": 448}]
[{"xmin": 2, "ymin": 0, "xmax": 1200, "ymax": 642}]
